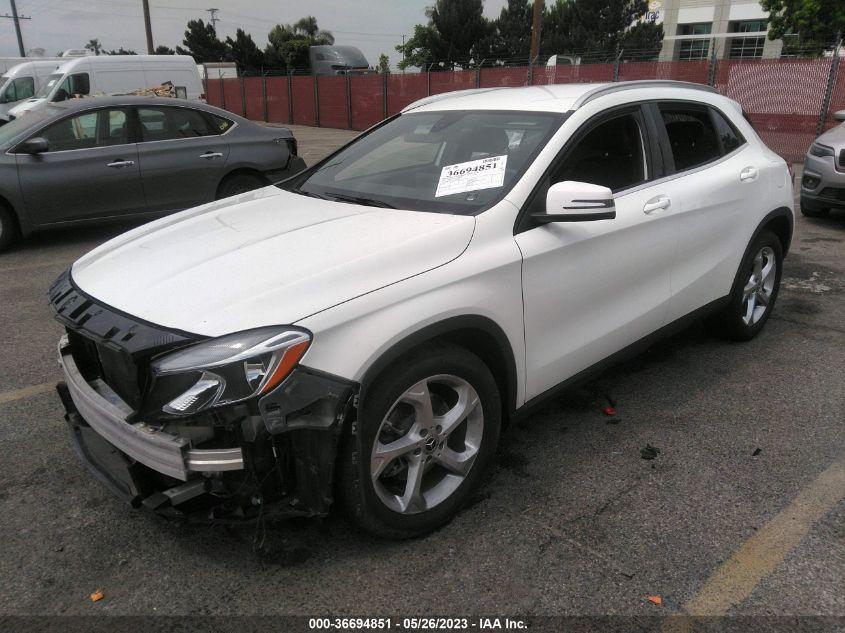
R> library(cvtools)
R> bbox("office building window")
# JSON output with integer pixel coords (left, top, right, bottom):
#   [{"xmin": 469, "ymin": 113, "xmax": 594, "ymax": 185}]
[
  {"xmin": 677, "ymin": 23, "xmax": 712, "ymax": 60},
  {"xmin": 728, "ymin": 20, "xmax": 767, "ymax": 59}
]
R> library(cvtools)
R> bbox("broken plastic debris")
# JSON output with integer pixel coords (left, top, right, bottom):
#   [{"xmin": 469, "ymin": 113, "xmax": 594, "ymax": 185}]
[
  {"xmin": 602, "ymin": 406, "xmax": 617, "ymax": 416},
  {"xmin": 640, "ymin": 444, "xmax": 660, "ymax": 460},
  {"xmin": 647, "ymin": 595, "xmax": 662, "ymax": 605},
  {"xmin": 90, "ymin": 589, "xmax": 104, "ymax": 602},
  {"xmin": 752, "ymin": 448, "xmax": 762, "ymax": 456}
]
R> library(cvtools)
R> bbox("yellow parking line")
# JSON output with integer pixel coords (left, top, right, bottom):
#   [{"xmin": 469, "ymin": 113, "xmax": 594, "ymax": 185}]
[
  {"xmin": 0, "ymin": 382, "xmax": 56, "ymax": 406},
  {"xmin": 672, "ymin": 453, "xmax": 845, "ymax": 622}
]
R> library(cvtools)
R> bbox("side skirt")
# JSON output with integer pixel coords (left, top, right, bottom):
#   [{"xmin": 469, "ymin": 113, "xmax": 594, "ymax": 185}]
[{"xmin": 511, "ymin": 295, "xmax": 730, "ymax": 422}]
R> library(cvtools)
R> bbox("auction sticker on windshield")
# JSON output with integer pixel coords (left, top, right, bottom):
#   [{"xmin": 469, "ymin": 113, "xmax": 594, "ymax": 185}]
[{"xmin": 435, "ymin": 155, "xmax": 508, "ymax": 198}]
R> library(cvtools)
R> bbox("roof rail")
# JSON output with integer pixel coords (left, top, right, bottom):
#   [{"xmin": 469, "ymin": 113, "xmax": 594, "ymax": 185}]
[
  {"xmin": 402, "ymin": 87, "xmax": 504, "ymax": 113},
  {"xmin": 572, "ymin": 80, "xmax": 718, "ymax": 109}
]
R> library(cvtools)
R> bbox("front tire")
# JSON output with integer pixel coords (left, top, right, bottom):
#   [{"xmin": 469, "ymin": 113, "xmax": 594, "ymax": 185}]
[
  {"xmin": 0, "ymin": 204, "xmax": 19, "ymax": 252},
  {"xmin": 712, "ymin": 229, "xmax": 783, "ymax": 341},
  {"xmin": 216, "ymin": 173, "xmax": 266, "ymax": 199},
  {"xmin": 337, "ymin": 344, "xmax": 501, "ymax": 539}
]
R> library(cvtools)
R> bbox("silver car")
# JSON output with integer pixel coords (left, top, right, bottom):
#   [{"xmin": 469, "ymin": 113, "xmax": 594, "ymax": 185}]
[
  {"xmin": 0, "ymin": 96, "xmax": 305, "ymax": 251},
  {"xmin": 801, "ymin": 110, "xmax": 845, "ymax": 217}
]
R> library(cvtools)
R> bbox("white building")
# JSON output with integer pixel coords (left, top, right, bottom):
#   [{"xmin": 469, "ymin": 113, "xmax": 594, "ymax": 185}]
[{"xmin": 649, "ymin": 0, "xmax": 783, "ymax": 61}]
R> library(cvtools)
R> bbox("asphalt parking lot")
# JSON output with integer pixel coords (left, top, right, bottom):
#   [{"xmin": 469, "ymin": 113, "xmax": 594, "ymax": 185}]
[{"xmin": 0, "ymin": 124, "xmax": 843, "ymax": 620}]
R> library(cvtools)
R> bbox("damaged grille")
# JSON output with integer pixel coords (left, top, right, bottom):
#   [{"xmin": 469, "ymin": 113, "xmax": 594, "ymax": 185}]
[{"xmin": 49, "ymin": 270, "xmax": 202, "ymax": 410}]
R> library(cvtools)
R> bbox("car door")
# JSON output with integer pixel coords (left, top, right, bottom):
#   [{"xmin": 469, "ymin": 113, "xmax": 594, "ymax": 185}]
[
  {"xmin": 134, "ymin": 105, "xmax": 230, "ymax": 213},
  {"xmin": 15, "ymin": 106, "xmax": 146, "ymax": 225},
  {"xmin": 649, "ymin": 102, "xmax": 768, "ymax": 321},
  {"xmin": 514, "ymin": 105, "xmax": 679, "ymax": 400}
]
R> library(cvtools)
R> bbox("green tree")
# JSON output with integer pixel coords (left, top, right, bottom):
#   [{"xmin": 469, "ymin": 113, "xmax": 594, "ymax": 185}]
[
  {"xmin": 619, "ymin": 21, "xmax": 664, "ymax": 60},
  {"xmin": 490, "ymin": 0, "xmax": 533, "ymax": 63},
  {"xmin": 265, "ymin": 17, "xmax": 334, "ymax": 72},
  {"xmin": 541, "ymin": 0, "xmax": 662, "ymax": 60},
  {"xmin": 85, "ymin": 38, "xmax": 103, "ymax": 55},
  {"xmin": 154, "ymin": 45, "xmax": 175, "ymax": 55},
  {"xmin": 106, "ymin": 47, "xmax": 137, "ymax": 55},
  {"xmin": 226, "ymin": 28, "xmax": 266, "ymax": 73},
  {"xmin": 760, "ymin": 0, "xmax": 844, "ymax": 49},
  {"xmin": 376, "ymin": 53, "xmax": 390, "ymax": 73},
  {"xmin": 176, "ymin": 19, "xmax": 229, "ymax": 62},
  {"xmin": 396, "ymin": 0, "xmax": 492, "ymax": 70}
]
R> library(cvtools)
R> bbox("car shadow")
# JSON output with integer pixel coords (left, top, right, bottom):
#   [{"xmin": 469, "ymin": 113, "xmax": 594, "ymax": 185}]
[{"xmin": 8, "ymin": 220, "xmax": 151, "ymax": 256}]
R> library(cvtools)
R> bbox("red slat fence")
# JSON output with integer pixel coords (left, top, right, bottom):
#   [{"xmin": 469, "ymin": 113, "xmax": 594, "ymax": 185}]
[{"xmin": 206, "ymin": 57, "xmax": 845, "ymax": 163}]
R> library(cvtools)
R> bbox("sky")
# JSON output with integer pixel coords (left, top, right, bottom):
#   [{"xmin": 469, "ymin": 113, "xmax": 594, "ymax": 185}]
[{"xmin": 0, "ymin": 0, "xmax": 511, "ymax": 68}]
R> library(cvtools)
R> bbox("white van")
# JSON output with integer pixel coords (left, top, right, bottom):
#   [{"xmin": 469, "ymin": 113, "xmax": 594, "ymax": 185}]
[
  {"xmin": 0, "ymin": 60, "xmax": 64, "ymax": 123},
  {"xmin": 7, "ymin": 55, "xmax": 204, "ymax": 119}
]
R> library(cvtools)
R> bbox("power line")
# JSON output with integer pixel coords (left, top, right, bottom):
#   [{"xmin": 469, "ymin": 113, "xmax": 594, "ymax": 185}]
[
  {"xmin": 1, "ymin": 0, "xmax": 31, "ymax": 56},
  {"xmin": 205, "ymin": 6, "xmax": 218, "ymax": 30}
]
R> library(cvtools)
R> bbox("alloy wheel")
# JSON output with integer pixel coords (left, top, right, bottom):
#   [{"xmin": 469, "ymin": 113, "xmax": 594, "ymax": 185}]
[
  {"xmin": 370, "ymin": 374, "xmax": 484, "ymax": 514},
  {"xmin": 742, "ymin": 246, "xmax": 777, "ymax": 326}
]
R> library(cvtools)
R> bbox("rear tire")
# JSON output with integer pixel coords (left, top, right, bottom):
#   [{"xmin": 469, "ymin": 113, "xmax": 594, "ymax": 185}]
[
  {"xmin": 216, "ymin": 173, "xmax": 266, "ymax": 199},
  {"xmin": 0, "ymin": 204, "xmax": 19, "ymax": 252},
  {"xmin": 337, "ymin": 343, "xmax": 501, "ymax": 539},
  {"xmin": 710, "ymin": 229, "xmax": 783, "ymax": 341}
]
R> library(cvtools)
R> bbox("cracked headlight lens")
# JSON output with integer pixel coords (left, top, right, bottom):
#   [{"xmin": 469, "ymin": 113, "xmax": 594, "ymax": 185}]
[{"xmin": 150, "ymin": 326, "xmax": 311, "ymax": 416}]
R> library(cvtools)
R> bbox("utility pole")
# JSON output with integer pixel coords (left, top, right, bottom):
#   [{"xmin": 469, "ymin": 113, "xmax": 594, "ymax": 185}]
[
  {"xmin": 141, "ymin": 0, "xmax": 154, "ymax": 54},
  {"xmin": 206, "ymin": 7, "xmax": 219, "ymax": 32},
  {"xmin": 529, "ymin": 0, "xmax": 543, "ymax": 65},
  {"xmin": 1, "ymin": 0, "xmax": 31, "ymax": 56}
]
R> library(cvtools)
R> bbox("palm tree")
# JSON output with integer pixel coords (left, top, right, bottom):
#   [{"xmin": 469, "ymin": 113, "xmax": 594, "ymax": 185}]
[{"xmin": 85, "ymin": 38, "xmax": 102, "ymax": 55}]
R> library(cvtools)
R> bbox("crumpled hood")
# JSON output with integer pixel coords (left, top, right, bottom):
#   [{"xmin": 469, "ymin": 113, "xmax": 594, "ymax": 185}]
[{"xmin": 72, "ymin": 187, "xmax": 475, "ymax": 336}]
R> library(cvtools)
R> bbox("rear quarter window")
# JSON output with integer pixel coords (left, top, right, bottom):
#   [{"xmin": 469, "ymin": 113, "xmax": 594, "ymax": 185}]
[{"xmin": 710, "ymin": 107, "xmax": 745, "ymax": 154}]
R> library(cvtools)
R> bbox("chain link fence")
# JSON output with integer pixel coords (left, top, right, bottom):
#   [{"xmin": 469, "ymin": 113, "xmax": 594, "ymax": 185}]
[{"xmin": 206, "ymin": 48, "xmax": 843, "ymax": 163}]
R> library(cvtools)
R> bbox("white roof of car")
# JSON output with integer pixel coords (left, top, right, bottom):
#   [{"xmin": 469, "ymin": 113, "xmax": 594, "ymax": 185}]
[{"xmin": 403, "ymin": 80, "xmax": 719, "ymax": 114}]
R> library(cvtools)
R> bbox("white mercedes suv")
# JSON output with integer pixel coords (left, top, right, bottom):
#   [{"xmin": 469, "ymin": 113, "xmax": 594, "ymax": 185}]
[{"xmin": 52, "ymin": 81, "xmax": 794, "ymax": 538}]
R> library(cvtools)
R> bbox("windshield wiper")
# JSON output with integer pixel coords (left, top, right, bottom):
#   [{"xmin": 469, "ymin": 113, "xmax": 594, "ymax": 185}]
[
  {"xmin": 292, "ymin": 187, "xmax": 331, "ymax": 200},
  {"xmin": 327, "ymin": 193, "xmax": 395, "ymax": 209}
]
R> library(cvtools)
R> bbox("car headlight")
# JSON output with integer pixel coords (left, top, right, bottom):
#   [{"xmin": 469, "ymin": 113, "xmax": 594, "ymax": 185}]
[
  {"xmin": 809, "ymin": 143, "xmax": 835, "ymax": 158},
  {"xmin": 150, "ymin": 326, "xmax": 311, "ymax": 416}
]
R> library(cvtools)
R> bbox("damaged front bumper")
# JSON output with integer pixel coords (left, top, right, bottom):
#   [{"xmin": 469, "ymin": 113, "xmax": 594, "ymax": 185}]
[{"xmin": 57, "ymin": 336, "xmax": 356, "ymax": 521}]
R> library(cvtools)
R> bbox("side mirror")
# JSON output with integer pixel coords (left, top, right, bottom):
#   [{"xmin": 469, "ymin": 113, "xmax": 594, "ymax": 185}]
[
  {"xmin": 18, "ymin": 137, "xmax": 49, "ymax": 154},
  {"xmin": 53, "ymin": 88, "xmax": 68, "ymax": 102},
  {"xmin": 834, "ymin": 110, "xmax": 845, "ymax": 122},
  {"xmin": 532, "ymin": 181, "xmax": 616, "ymax": 223}
]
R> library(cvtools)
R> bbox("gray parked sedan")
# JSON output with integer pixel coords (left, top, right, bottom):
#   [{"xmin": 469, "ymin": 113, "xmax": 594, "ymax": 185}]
[
  {"xmin": 0, "ymin": 96, "xmax": 305, "ymax": 250},
  {"xmin": 801, "ymin": 109, "xmax": 845, "ymax": 217}
]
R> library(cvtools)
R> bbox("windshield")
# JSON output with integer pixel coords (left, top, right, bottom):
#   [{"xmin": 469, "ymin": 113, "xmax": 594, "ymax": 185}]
[
  {"xmin": 325, "ymin": 47, "xmax": 368, "ymax": 67},
  {"xmin": 293, "ymin": 111, "xmax": 562, "ymax": 215},
  {"xmin": 35, "ymin": 73, "xmax": 63, "ymax": 98}
]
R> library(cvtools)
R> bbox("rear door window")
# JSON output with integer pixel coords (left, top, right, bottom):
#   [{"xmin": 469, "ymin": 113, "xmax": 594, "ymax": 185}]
[
  {"xmin": 138, "ymin": 106, "xmax": 216, "ymax": 141},
  {"xmin": 659, "ymin": 105, "xmax": 721, "ymax": 172}
]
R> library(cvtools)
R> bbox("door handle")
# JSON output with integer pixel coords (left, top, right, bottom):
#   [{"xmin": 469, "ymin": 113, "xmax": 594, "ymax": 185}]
[
  {"xmin": 740, "ymin": 166, "xmax": 759, "ymax": 181},
  {"xmin": 199, "ymin": 151, "xmax": 223, "ymax": 159},
  {"xmin": 643, "ymin": 195, "xmax": 671, "ymax": 215},
  {"xmin": 106, "ymin": 160, "xmax": 135, "ymax": 168}
]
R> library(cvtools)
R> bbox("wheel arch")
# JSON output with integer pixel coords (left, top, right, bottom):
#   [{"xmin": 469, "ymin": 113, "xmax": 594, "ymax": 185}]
[
  {"xmin": 759, "ymin": 207, "xmax": 794, "ymax": 256},
  {"xmin": 216, "ymin": 167, "xmax": 268, "ymax": 198},
  {"xmin": 358, "ymin": 315, "xmax": 519, "ymax": 422},
  {"xmin": 727, "ymin": 207, "xmax": 793, "ymax": 297}
]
